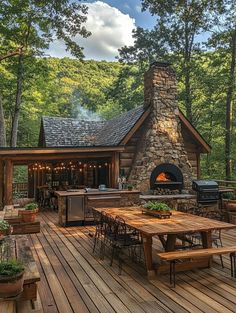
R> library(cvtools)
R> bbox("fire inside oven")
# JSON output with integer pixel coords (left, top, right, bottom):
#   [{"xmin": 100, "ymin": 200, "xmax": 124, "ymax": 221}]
[
  {"xmin": 156, "ymin": 172, "xmax": 175, "ymax": 182},
  {"xmin": 150, "ymin": 163, "xmax": 184, "ymax": 192}
]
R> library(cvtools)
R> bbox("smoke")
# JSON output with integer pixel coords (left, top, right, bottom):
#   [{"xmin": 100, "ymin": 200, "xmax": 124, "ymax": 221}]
[{"xmin": 76, "ymin": 105, "xmax": 102, "ymax": 121}]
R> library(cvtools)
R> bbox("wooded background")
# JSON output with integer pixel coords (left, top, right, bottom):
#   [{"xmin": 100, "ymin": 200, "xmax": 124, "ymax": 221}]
[{"xmin": 0, "ymin": 0, "xmax": 235, "ymax": 180}]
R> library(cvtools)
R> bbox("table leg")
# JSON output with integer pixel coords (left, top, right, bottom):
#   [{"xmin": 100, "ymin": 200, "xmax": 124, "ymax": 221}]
[
  {"xmin": 141, "ymin": 234, "xmax": 156, "ymax": 278},
  {"xmin": 201, "ymin": 230, "xmax": 212, "ymax": 267},
  {"xmin": 165, "ymin": 234, "xmax": 177, "ymax": 252}
]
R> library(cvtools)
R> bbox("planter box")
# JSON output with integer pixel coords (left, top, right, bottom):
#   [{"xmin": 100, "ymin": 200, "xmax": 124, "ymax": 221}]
[
  {"xmin": 142, "ymin": 209, "xmax": 172, "ymax": 219},
  {"xmin": 223, "ymin": 200, "xmax": 236, "ymax": 211}
]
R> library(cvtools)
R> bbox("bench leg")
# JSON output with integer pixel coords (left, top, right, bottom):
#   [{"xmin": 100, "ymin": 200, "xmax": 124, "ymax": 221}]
[
  {"xmin": 170, "ymin": 261, "xmax": 176, "ymax": 287},
  {"xmin": 230, "ymin": 253, "xmax": 236, "ymax": 278}
]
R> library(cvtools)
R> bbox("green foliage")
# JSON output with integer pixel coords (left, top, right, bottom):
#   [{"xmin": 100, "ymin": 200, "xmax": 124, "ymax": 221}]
[
  {"xmin": 0, "ymin": 260, "xmax": 24, "ymax": 277},
  {"xmin": 24, "ymin": 202, "xmax": 38, "ymax": 210},
  {"xmin": 222, "ymin": 192, "xmax": 236, "ymax": 200},
  {"xmin": 143, "ymin": 201, "xmax": 172, "ymax": 211},
  {"xmin": 0, "ymin": 220, "xmax": 10, "ymax": 231}
]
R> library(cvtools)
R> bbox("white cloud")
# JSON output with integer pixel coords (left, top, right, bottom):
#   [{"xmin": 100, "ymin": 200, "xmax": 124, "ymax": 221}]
[{"xmin": 47, "ymin": 1, "xmax": 136, "ymax": 61}]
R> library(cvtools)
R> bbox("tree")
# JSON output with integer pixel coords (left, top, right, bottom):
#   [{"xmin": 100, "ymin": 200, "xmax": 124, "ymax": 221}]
[
  {"xmin": 0, "ymin": 0, "xmax": 90, "ymax": 146},
  {"xmin": 119, "ymin": 0, "xmax": 223, "ymax": 122},
  {"xmin": 207, "ymin": 0, "xmax": 236, "ymax": 179}
]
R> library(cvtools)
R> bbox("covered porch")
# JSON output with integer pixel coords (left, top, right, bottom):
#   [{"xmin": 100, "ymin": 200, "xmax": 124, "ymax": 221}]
[{"xmin": 0, "ymin": 146, "xmax": 123, "ymax": 208}]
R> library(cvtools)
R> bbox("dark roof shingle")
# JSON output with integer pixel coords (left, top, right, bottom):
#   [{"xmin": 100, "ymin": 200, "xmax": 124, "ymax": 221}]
[{"xmin": 41, "ymin": 106, "xmax": 146, "ymax": 147}]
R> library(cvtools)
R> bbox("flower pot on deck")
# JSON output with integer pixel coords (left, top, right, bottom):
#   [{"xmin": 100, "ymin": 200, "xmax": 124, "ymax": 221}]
[
  {"xmin": 0, "ymin": 271, "xmax": 24, "ymax": 298},
  {"xmin": 20, "ymin": 209, "xmax": 38, "ymax": 223}
]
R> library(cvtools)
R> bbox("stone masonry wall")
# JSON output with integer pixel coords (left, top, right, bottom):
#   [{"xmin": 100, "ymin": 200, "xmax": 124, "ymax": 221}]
[{"xmin": 129, "ymin": 62, "xmax": 194, "ymax": 192}]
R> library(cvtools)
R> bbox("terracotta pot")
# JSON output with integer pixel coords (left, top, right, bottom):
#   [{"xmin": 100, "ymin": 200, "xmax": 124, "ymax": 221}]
[
  {"xmin": 0, "ymin": 271, "xmax": 24, "ymax": 298},
  {"xmin": 223, "ymin": 200, "xmax": 236, "ymax": 211},
  {"xmin": 21, "ymin": 209, "xmax": 38, "ymax": 223}
]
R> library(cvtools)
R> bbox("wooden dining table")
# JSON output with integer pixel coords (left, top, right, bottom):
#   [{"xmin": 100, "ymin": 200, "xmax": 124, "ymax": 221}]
[{"xmin": 95, "ymin": 207, "xmax": 236, "ymax": 278}]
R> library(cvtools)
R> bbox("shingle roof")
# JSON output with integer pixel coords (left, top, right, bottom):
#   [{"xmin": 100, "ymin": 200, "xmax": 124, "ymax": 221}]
[
  {"xmin": 41, "ymin": 106, "xmax": 146, "ymax": 147},
  {"xmin": 96, "ymin": 106, "xmax": 145, "ymax": 145},
  {"xmin": 42, "ymin": 117, "xmax": 105, "ymax": 147}
]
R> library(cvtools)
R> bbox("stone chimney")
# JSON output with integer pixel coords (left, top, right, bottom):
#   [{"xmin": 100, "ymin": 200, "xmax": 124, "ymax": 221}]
[{"xmin": 129, "ymin": 62, "xmax": 193, "ymax": 192}]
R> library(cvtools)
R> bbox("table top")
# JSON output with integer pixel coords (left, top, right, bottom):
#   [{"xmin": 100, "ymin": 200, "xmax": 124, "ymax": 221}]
[{"xmin": 95, "ymin": 207, "xmax": 236, "ymax": 236}]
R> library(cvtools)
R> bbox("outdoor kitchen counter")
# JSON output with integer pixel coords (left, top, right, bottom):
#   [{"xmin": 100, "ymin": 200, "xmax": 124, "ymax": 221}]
[
  {"xmin": 55, "ymin": 190, "xmax": 140, "ymax": 197},
  {"xmin": 55, "ymin": 190, "xmax": 141, "ymax": 226}
]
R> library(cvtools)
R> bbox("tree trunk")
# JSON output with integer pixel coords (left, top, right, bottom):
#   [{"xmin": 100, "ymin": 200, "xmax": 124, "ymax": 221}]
[
  {"xmin": 225, "ymin": 28, "xmax": 236, "ymax": 180},
  {"xmin": 184, "ymin": 62, "xmax": 192, "ymax": 122},
  {"xmin": 0, "ymin": 91, "xmax": 6, "ymax": 147},
  {"xmin": 10, "ymin": 54, "xmax": 24, "ymax": 147}
]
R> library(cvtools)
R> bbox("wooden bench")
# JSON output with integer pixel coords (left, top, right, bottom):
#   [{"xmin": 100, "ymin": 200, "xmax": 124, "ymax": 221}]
[
  {"xmin": 157, "ymin": 246, "xmax": 236, "ymax": 287},
  {"xmin": 0, "ymin": 236, "xmax": 40, "ymax": 302}
]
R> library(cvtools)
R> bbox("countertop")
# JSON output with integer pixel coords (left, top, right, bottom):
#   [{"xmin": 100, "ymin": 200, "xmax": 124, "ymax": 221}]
[{"xmin": 55, "ymin": 189, "xmax": 140, "ymax": 197}]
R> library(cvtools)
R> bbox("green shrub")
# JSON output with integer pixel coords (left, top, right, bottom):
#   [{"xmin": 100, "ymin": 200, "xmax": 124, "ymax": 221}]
[
  {"xmin": 127, "ymin": 184, "xmax": 134, "ymax": 189},
  {"xmin": 0, "ymin": 259, "xmax": 24, "ymax": 277},
  {"xmin": 0, "ymin": 220, "xmax": 10, "ymax": 231},
  {"xmin": 223, "ymin": 192, "xmax": 236, "ymax": 200},
  {"xmin": 24, "ymin": 203, "xmax": 38, "ymax": 210},
  {"xmin": 143, "ymin": 201, "xmax": 172, "ymax": 211}
]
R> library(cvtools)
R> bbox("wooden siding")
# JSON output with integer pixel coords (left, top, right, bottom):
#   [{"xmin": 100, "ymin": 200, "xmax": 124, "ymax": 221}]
[{"xmin": 181, "ymin": 125, "xmax": 200, "ymax": 178}]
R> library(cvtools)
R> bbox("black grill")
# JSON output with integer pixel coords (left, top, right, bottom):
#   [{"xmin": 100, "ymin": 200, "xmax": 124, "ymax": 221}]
[{"xmin": 192, "ymin": 180, "xmax": 219, "ymax": 204}]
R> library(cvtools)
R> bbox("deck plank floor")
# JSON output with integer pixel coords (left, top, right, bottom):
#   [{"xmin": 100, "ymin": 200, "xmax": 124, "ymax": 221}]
[{"xmin": 17, "ymin": 212, "xmax": 236, "ymax": 313}]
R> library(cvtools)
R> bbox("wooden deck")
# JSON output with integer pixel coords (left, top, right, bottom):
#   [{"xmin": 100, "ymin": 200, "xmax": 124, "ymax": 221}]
[{"xmin": 16, "ymin": 212, "xmax": 236, "ymax": 313}]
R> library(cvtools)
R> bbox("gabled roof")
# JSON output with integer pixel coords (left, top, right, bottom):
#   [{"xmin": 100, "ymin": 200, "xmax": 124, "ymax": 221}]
[
  {"xmin": 40, "ymin": 106, "xmax": 146, "ymax": 147},
  {"xmin": 39, "ymin": 105, "xmax": 211, "ymax": 153},
  {"xmin": 96, "ymin": 106, "xmax": 146, "ymax": 146}
]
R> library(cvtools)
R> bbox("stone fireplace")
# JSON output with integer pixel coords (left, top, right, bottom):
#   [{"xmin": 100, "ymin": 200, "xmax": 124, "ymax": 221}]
[{"xmin": 129, "ymin": 62, "xmax": 194, "ymax": 192}]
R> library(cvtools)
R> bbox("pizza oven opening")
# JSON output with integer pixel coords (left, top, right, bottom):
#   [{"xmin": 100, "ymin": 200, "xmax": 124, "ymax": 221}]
[{"xmin": 150, "ymin": 163, "xmax": 184, "ymax": 193}]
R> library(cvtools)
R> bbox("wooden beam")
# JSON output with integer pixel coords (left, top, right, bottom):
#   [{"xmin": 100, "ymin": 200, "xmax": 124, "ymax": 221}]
[
  {"xmin": 0, "ymin": 146, "xmax": 125, "ymax": 157},
  {"xmin": 0, "ymin": 152, "xmax": 118, "ymax": 162},
  {"xmin": 4, "ymin": 160, "xmax": 13, "ymax": 205},
  {"xmin": 111, "ymin": 152, "xmax": 120, "ymax": 188},
  {"xmin": 0, "ymin": 161, "xmax": 4, "ymax": 210}
]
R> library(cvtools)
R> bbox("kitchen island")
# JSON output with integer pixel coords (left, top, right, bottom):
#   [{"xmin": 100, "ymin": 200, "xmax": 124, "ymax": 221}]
[{"xmin": 55, "ymin": 189, "xmax": 140, "ymax": 226}]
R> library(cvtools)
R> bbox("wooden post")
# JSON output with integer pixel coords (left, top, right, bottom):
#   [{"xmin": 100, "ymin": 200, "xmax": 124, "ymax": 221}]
[
  {"xmin": 196, "ymin": 151, "xmax": 201, "ymax": 179},
  {"xmin": 0, "ymin": 160, "xmax": 4, "ymax": 210},
  {"xmin": 112, "ymin": 152, "xmax": 120, "ymax": 188},
  {"xmin": 5, "ymin": 160, "xmax": 13, "ymax": 205}
]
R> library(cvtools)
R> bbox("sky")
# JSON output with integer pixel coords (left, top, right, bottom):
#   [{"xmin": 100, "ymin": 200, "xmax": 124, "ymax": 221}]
[{"xmin": 47, "ymin": 0, "xmax": 156, "ymax": 61}]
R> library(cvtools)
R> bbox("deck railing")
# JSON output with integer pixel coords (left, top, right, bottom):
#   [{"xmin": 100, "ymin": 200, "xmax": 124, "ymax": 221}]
[{"xmin": 13, "ymin": 182, "xmax": 28, "ymax": 198}]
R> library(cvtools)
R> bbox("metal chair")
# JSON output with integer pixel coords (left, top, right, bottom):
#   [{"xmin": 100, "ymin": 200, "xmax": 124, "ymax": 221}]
[{"xmin": 108, "ymin": 216, "xmax": 142, "ymax": 274}]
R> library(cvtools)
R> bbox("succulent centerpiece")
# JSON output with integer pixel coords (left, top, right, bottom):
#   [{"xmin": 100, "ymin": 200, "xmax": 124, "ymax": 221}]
[{"xmin": 142, "ymin": 201, "xmax": 173, "ymax": 219}]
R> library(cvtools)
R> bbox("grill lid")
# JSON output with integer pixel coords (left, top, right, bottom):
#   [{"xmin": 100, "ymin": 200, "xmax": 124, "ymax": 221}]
[{"xmin": 192, "ymin": 180, "xmax": 218, "ymax": 191}]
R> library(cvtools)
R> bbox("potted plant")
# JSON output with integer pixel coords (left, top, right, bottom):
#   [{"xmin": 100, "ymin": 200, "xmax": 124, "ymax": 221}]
[
  {"xmin": 0, "ymin": 259, "xmax": 25, "ymax": 298},
  {"xmin": 127, "ymin": 183, "xmax": 134, "ymax": 191},
  {"xmin": 19, "ymin": 203, "xmax": 38, "ymax": 223},
  {"xmin": 0, "ymin": 220, "xmax": 11, "ymax": 237},
  {"xmin": 143, "ymin": 201, "xmax": 173, "ymax": 219},
  {"xmin": 222, "ymin": 192, "xmax": 236, "ymax": 211}
]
